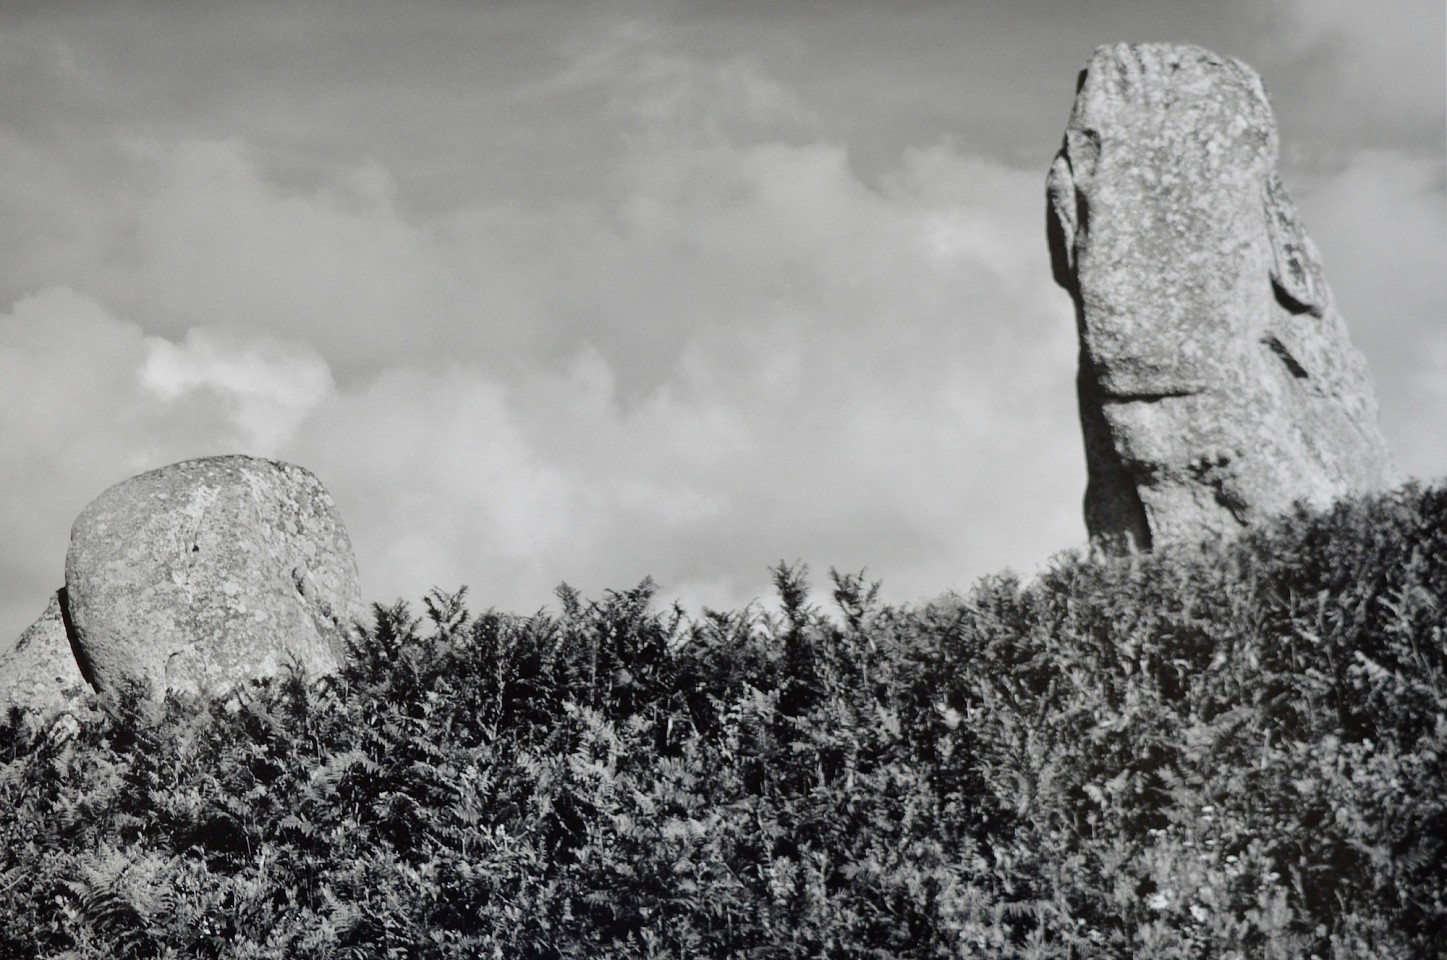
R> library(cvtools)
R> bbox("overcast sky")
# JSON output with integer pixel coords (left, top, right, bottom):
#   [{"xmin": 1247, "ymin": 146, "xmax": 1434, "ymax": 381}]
[{"xmin": 2, "ymin": 0, "xmax": 1442, "ymax": 639}]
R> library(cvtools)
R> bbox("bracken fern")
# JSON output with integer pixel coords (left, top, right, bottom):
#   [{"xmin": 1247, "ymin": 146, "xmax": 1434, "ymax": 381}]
[{"xmin": 0, "ymin": 484, "xmax": 1441, "ymax": 958}]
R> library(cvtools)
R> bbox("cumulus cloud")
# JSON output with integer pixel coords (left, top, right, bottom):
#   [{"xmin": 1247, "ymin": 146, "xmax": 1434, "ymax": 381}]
[
  {"xmin": 0, "ymin": 44, "xmax": 1088, "ymax": 643},
  {"xmin": 281, "ymin": 122, "xmax": 1083, "ymax": 615},
  {"xmin": 128, "ymin": 139, "xmax": 457, "ymax": 377},
  {"xmin": 140, "ymin": 327, "xmax": 334, "ymax": 452}
]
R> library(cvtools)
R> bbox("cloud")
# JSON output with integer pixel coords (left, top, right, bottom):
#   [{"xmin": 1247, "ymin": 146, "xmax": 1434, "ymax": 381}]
[
  {"xmin": 0, "ymin": 42, "xmax": 1126, "ymax": 643},
  {"xmin": 298, "ymin": 126, "xmax": 1080, "ymax": 613},
  {"xmin": 128, "ymin": 139, "xmax": 457, "ymax": 378},
  {"xmin": 140, "ymin": 327, "xmax": 334, "ymax": 452}
]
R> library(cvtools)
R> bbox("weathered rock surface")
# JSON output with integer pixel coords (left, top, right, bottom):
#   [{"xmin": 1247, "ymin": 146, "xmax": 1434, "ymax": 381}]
[
  {"xmin": 1047, "ymin": 42, "xmax": 1395, "ymax": 550},
  {"xmin": 64, "ymin": 456, "xmax": 362, "ymax": 696},
  {"xmin": 0, "ymin": 591, "xmax": 90, "ymax": 714}
]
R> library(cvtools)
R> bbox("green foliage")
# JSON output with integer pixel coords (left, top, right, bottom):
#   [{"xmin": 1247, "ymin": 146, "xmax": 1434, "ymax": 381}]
[{"xmin": 1, "ymin": 485, "xmax": 1443, "ymax": 958}]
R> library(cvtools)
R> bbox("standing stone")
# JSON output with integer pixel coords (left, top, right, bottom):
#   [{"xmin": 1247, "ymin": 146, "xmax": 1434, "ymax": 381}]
[
  {"xmin": 1047, "ymin": 43, "xmax": 1394, "ymax": 550},
  {"xmin": 0, "ymin": 591, "xmax": 89, "ymax": 715},
  {"xmin": 64, "ymin": 456, "xmax": 363, "ymax": 696}
]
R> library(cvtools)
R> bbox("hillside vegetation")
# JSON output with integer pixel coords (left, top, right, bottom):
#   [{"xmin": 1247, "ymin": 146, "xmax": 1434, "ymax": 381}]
[{"xmin": 2, "ymin": 485, "xmax": 1444, "ymax": 959}]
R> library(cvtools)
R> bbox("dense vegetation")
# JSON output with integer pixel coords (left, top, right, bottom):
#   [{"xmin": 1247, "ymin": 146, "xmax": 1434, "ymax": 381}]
[{"xmin": 1, "ymin": 484, "xmax": 1443, "ymax": 959}]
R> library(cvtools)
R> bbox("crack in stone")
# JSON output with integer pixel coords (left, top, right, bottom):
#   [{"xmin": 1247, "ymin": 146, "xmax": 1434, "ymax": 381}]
[
  {"xmin": 1102, "ymin": 388, "xmax": 1200, "ymax": 403},
  {"xmin": 1263, "ymin": 334, "xmax": 1310, "ymax": 379}
]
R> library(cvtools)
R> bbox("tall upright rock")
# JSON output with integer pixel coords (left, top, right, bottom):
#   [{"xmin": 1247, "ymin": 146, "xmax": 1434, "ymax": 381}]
[
  {"xmin": 1047, "ymin": 43, "xmax": 1394, "ymax": 550},
  {"xmin": 64, "ymin": 456, "xmax": 363, "ymax": 697}
]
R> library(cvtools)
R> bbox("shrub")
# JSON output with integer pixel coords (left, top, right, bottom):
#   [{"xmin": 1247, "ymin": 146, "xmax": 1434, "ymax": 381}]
[{"xmin": 0, "ymin": 484, "xmax": 1442, "ymax": 958}]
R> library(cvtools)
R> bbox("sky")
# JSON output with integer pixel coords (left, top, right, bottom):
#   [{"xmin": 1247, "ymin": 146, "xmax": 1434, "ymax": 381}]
[{"xmin": 1, "ymin": 0, "xmax": 1443, "ymax": 640}]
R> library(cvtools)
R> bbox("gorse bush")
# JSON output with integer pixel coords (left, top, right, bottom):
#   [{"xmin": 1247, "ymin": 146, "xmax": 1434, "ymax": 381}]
[{"xmin": 1, "ymin": 484, "xmax": 1443, "ymax": 958}]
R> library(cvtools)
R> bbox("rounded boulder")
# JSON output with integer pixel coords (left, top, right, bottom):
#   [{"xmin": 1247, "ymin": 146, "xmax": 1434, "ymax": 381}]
[{"xmin": 64, "ymin": 456, "xmax": 363, "ymax": 696}]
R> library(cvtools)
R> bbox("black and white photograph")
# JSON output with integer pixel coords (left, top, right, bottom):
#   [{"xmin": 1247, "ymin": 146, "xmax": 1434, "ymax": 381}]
[{"xmin": 1, "ymin": 2, "xmax": 1442, "ymax": 956}]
